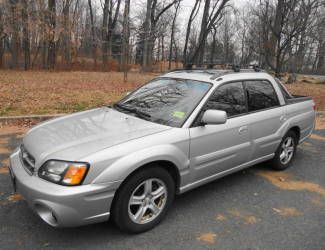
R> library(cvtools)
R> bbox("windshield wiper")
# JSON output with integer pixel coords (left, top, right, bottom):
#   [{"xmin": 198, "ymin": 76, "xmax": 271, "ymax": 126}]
[{"xmin": 113, "ymin": 103, "xmax": 151, "ymax": 120}]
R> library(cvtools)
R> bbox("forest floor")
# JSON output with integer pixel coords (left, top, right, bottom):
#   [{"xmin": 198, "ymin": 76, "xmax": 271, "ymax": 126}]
[{"xmin": 0, "ymin": 70, "xmax": 324, "ymax": 116}]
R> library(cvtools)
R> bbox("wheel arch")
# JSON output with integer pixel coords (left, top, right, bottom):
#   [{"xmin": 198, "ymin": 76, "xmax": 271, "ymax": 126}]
[
  {"xmin": 116, "ymin": 160, "xmax": 180, "ymax": 194},
  {"xmin": 288, "ymin": 126, "xmax": 300, "ymax": 142}
]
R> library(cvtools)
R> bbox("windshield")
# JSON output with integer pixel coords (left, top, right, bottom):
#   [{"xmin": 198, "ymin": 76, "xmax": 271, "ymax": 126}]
[{"xmin": 114, "ymin": 78, "xmax": 212, "ymax": 127}]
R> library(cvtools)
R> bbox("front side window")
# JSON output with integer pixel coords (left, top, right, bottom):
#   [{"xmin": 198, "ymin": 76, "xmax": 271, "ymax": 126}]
[
  {"xmin": 245, "ymin": 80, "xmax": 279, "ymax": 111},
  {"xmin": 114, "ymin": 78, "xmax": 211, "ymax": 127},
  {"xmin": 205, "ymin": 81, "xmax": 247, "ymax": 117}
]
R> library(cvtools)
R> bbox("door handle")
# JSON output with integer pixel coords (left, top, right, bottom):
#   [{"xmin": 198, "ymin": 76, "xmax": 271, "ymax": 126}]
[{"xmin": 238, "ymin": 126, "xmax": 248, "ymax": 134}]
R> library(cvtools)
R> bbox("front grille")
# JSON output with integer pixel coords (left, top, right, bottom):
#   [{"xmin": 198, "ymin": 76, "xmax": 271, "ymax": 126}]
[{"xmin": 20, "ymin": 144, "xmax": 35, "ymax": 175}]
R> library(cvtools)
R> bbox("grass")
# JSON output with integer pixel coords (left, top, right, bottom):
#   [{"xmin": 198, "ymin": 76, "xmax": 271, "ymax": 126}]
[
  {"xmin": 0, "ymin": 70, "xmax": 324, "ymax": 116},
  {"xmin": 285, "ymin": 82, "xmax": 325, "ymax": 111},
  {"xmin": 0, "ymin": 70, "xmax": 156, "ymax": 116}
]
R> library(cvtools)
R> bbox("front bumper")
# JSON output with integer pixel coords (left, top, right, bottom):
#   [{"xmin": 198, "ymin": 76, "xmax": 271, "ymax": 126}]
[{"xmin": 9, "ymin": 149, "xmax": 121, "ymax": 227}]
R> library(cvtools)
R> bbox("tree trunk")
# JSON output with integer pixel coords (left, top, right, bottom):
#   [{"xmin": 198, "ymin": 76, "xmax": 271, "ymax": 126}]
[
  {"xmin": 142, "ymin": 0, "xmax": 152, "ymax": 71},
  {"xmin": 197, "ymin": 0, "xmax": 210, "ymax": 66},
  {"xmin": 21, "ymin": 0, "xmax": 30, "ymax": 70},
  {"xmin": 47, "ymin": 0, "xmax": 56, "ymax": 70},
  {"xmin": 168, "ymin": 2, "xmax": 180, "ymax": 70},
  {"xmin": 183, "ymin": 0, "xmax": 201, "ymax": 66},
  {"xmin": 0, "ymin": 8, "xmax": 4, "ymax": 68},
  {"xmin": 88, "ymin": 0, "xmax": 97, "ymax": 68},
  {"xmin": 63, "ymin": 0, "xmax": 71, "ymax": 68},
  {"xmin": 102, "ymin": 0, "xmax": 109, "ymax": 70},
  {"xmin": 270, "ymin": 0, "xmax": 284, "ymax": 75},
  {"xmin": 189, "ymin": 0, "xmax": 229, "ymax": 66},
  {"xmin": 10, "ymin": 0, "xmax": 19, "ymax": 68},
  {"xmin": 122, "ymin": 0, "xmax": 130, "ymax": 82},
  {"xmin": 210, "ymin": 27, "xmax": 217, "ymax": 63},
  {"xmin": 316, "ymin": 40, "xmax": 325, "ymax": 71}
]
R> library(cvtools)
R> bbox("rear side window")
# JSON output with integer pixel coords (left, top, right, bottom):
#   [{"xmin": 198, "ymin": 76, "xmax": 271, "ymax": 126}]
[
  {"xmin": 205, "ymin": 81, "xmax": 247, "ymax": 117},
  {"xmin": 245, "ymin": 80, "xmax": 279, "ymax": 111}
]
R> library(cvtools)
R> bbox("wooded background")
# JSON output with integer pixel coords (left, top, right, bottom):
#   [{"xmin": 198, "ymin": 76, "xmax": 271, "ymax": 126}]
[{"xmin": 0, "ymin": 0, "xmax": 324, "ymax": 76}]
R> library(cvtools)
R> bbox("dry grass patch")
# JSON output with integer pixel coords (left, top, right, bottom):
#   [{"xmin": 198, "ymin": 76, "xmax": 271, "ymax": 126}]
[
  {"xmin": 285, "ymin": 82, "xmax": 325, "ymax": 111},
  {"xmin": 0, "ymin": 70, "xmax": 156, "ymax": 116}
]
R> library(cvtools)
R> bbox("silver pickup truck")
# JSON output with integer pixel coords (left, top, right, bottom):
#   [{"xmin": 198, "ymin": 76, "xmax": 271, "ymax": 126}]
[{"xmin": 9, "ymin": 69, "xmax": 315, "ymax": 233}]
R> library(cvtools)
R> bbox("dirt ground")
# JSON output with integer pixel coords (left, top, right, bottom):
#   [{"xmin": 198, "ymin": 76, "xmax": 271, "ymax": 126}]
[{"xmin": 0, "ymin": 70, "xmax": 324, "ymax": 117}]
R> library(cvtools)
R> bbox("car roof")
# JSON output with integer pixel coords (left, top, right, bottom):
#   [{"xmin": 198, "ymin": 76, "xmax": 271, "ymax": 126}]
[{"xmin": 161, "ymin": 70, "xmax": 274, "ymax": 85}]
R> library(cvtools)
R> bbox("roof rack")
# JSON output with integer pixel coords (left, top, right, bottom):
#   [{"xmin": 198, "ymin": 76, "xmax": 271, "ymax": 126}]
[
  {"xmin": 168, "ymin": 63, "xmax": 262, "ymax": 73},
  {"xmin": 167, "ymin": 64, "xmax": 265, "ymax": 80}
]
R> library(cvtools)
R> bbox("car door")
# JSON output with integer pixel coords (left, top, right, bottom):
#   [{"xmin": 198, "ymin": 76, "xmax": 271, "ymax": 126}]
[
  {"xmin": 243, "ymin": 80, "xmax": 284, "ymax": 160},
  {"xmin": 189, "ymin": 81, "xmax": 252, "ymax": 181}
]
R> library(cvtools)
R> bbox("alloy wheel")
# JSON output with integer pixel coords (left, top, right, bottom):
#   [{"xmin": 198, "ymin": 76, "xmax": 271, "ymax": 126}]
[
  {"xmin": 128, "ymin": 178, "xmax": 167, "ymax": 224},
  {"xmin": 279, "ymin": 136, "xmax": 295, "ymax": 165}
]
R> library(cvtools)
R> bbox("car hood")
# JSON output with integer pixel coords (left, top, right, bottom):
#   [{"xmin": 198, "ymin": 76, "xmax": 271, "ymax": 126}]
[{"xmin": 23, "ymin": 107, "xmax": 171, "ymax": 166}]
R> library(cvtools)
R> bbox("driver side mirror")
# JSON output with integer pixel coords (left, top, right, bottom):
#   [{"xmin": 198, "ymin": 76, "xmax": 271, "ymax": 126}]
[{"xmin": 201, "ymin": 110, "xmax": 227, "ymax": 125}]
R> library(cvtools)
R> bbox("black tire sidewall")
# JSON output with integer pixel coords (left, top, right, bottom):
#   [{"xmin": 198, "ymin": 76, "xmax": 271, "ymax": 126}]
[{"xmin": 112, "ymin": 166, "xmax": 175, "ymax": 233}]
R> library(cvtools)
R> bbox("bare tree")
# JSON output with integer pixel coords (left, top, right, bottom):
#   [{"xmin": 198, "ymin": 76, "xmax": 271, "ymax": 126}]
[
  {"xmin": 0, "ymin": 0, "xmax": 323, "ymax": 73},
  {"xmin": 168, "ymin": 0, "xmax": 180, "ymax": 69},
  {"xmin": 88, "ymin": 0, "xmax": 97, "ymax": 67},
  {"xmin": 47, "ymin": 0, "xmax": 56, "ymax": 69},
  {"xmin": 102, "ymin": 0, "xmax": 109, "ymax": 69},
  {"xmin": 63, "ymin": 0, "xmax": 72, "ymax": 67},
  {"xmin": 189, "ymin": 0, "xmax": 230, "ymax": 66},
  {"xmin": 122, "ymin": 0, "xmax": 131, "ymax": 82},
  {"xmin": 142, "ymin": 0, "xmax": 180, "ymax": 71},
  {"xmin": 21, "ymin": 0, "xmax": 30, "ymax": 70},
  {"xmin": 183, "ymin": 0, "xmax": 201, "ymax": 66},
  {"xmin": 10, "ymin": 0, "xmax": 20, "ymax": 68},
  {"xmin": 0, "ymin": 4, "xmax": 5, "ymax": 68},
  {"xmin": 102, "ymin": 0, "xmax": 122, "ymax": 70}
]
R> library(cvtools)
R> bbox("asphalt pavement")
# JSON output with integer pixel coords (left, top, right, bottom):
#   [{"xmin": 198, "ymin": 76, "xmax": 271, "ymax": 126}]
[{"xmin": 0, "ymin": 128, "xmax": 324, "ymax": 249}]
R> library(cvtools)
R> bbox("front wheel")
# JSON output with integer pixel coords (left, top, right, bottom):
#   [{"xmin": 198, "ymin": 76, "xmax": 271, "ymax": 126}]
[
  {"xmin": 269, "ymin": 131, "xmax": 298, "ymax": 170},
  {"xmin": 111, "ymin": 166, "xmax": 175, "ymax": 233}
]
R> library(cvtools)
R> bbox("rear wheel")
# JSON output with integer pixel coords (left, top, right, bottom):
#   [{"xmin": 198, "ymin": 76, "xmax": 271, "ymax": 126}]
[
  {"xmin": 112, "ymin": 166, "xmax": 175, "ymax": 233},
  {"xmin": 269, "ymin": 131, "xmax": 298, "ymax": 170}
]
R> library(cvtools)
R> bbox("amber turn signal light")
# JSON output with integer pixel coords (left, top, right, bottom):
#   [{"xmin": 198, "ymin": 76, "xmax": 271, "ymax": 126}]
[{"xmin": 62, "ymin": 165, "xmax": 88, "ymax": 185}]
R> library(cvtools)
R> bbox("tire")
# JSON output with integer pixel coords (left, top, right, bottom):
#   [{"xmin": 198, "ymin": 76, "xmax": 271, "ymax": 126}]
[
  {"xmin": 111, "ymin": 166, "xmax": 175, "ymax": 233},
  {"xmin": 269, "ymin": 131, "xmax": 298, "ymax": 170}
]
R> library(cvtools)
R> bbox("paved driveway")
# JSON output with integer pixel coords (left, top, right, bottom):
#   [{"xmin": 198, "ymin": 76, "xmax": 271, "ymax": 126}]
[{"xmin": 0, "ymin": 126, "xmax": 324, "ymax": 249}]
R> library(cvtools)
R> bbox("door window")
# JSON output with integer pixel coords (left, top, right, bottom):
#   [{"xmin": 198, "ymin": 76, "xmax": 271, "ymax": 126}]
[
  {"xmin": 245, "ymin": 80, "xmax": 280, "ymax": 111},
  {"xmin": 205, "ymin": 81, "xmax": 247, "ymax": 117}
]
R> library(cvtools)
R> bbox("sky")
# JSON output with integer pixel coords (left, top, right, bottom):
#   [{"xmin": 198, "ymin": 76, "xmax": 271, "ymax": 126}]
[{"xmin": 93, "ymin": 0, "xmax": 251, "ymax": 28}]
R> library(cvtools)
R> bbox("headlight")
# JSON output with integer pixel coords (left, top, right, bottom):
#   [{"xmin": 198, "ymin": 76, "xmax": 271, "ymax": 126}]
[{"xmin": 38, "ymin": 160, "xmax": 89, "ymax": 186}]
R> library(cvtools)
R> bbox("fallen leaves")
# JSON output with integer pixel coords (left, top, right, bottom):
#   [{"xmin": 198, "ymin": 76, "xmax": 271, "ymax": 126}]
[
  {"xmin": 7, "ymin": 194, "xmax": 23, "ymax": 202},
  {"xmin": 0, "ymin": 70, "xmax": 156, "ymax": 116},
  {"xmin": 256, "ymin": 170, "xmax": 325, "ymax": 196},
  {"xmin": 227, "ymin": 209, "xmax": 259, "ymax": 225},
  {"xmin": 0, "ymin": 194, "xmax": 24, "ymax": 206},
  {"xmin": 272, "ymin": 207, "xmax": 302, "ymax": 216},
  {"xmin": 197, "ymin": 232, "xmax": 217, "ymax": 244},
  {"xmin": 310, "ymin": 133, "xmax": 325, "ymax": 141},
  {"xmin": 286, "ymin": 82, "xmax": 325, "ymax": 111},
  {"xmin": 215, "ymin": 213, "xmax": 227, "ymax": 221}
]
